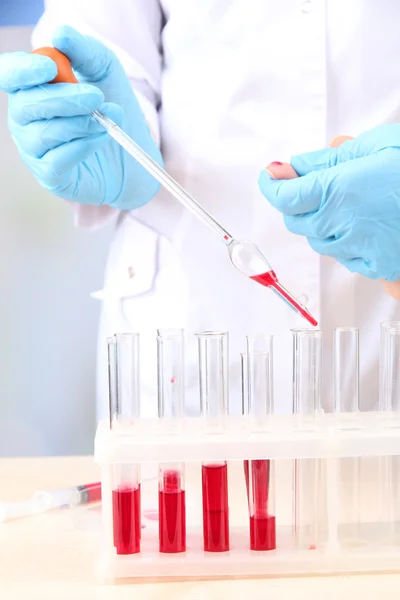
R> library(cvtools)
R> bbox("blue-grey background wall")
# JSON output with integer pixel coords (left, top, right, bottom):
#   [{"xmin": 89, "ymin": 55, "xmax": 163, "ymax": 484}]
[
  {"xmin": 0, "ymin": 0, "xmax": 114, "ymax": 456},
  {"xmin": 0, "ymin": 0, "xmax": 44, "ymax": 26}
]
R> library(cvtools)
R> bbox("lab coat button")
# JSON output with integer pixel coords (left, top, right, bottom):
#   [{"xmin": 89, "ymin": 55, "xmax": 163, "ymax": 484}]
[{"xmin": 301, "ymin": 0, "xmax": 312, "ymax": 13}]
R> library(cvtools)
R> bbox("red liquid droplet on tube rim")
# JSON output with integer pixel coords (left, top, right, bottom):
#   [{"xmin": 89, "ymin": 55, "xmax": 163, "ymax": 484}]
[
  {"xmin": 250, "ymin": 271, "xmax": 318, "ymax": 327},
  {"xmin": 159, "ymin": 470, "xmax": 186, "ymax": 553},
  {"xmin": 202, "ymin": 463, "xmax": 229, "ymax": 552},
  {"xmin": 112, "ymin": 486, "xmax": 141, "ymax": 554}
]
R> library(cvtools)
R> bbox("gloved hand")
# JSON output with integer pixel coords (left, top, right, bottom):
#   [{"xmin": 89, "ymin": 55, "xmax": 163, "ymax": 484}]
[
  {"xmin": 0, "ymin": 25, "xmax": 162, "ymax": 209},
  {"xmin": 258, "ymin": 124, "xmax": 400, "ymax": 282}
]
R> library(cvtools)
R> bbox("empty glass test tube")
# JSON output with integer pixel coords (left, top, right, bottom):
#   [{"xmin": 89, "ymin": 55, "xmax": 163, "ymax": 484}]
[
  {"xmin": 380, "ymin": 323, "xmax": 400, "ymax": 544},
  {"xmin": 379, "ymin": 321, "xmax": 400, "ymax": 413},
  {"xmin": 243, "ymin": 334, "xmax": 276, "ymax": 551},
  {"xmin": 108, "ymin": 333, "xmax": 141, "ymax": 555},
  {"xmin": 157, "ymin": 328, "xmax": 186, "ymax": 553},
  {"xmin": 196, "ymin": 331, "xmax": 230, "ymax": 552},
  {"xmin": 334, "ymin": 327, "xmax": 362, "ymax": 546},
  {"xmin": 292, "ymin": 329, "xmax": 325, "ymax": 550},
  {"xmin": 380, "ymin": 322, "xmax": 400, "ymax": 412}
]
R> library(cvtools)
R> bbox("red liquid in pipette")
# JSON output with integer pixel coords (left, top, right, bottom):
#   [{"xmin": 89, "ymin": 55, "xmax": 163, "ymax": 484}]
[
  {"xmin": 159, "ymin": 470, "xmax": 186, "ymax": 553},
  {"xmin": 250, "ymin": 271, "xmax": 318, "ymax": 327},
  {"xmin": 244, "ymin": 460, "xmax": 276, "ymax": 551},
  {"xmin": 112, "ymin": 486, "xmax": 141, "ymax": 554},
  {"xmin": 202, "ymin": 463, "xmax": 229, "ymax": 552}
]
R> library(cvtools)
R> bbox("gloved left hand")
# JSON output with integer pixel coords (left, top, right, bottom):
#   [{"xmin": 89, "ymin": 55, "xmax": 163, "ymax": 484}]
[
  {"xmin": 258, "ymin": 124, "xmax": 400, "ymax": 282},
  {"xmin": 0, "ymin": 25, "xmax": 162, "ymax": 210}
]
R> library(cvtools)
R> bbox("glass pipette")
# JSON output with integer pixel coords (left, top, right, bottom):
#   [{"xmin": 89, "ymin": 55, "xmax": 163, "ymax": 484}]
[
  {"xmin": 33, "ymin": 47, "xmax": 317, "ymax": 327},
  {"xmin": 92, "ymin": 113, "xmax": 317, "ymax": 325}
]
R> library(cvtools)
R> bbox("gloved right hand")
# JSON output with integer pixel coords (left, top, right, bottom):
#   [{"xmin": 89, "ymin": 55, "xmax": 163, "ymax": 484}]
[
  {"xmin": 258, "ymin": 126, "xmax": 400, "ymax": 298},
  {"xmin": 0, "ymin": 25, "xmax": 163, "ymax": 209}
]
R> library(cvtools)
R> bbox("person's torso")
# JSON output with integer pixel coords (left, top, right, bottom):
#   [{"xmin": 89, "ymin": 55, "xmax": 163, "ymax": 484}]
[{"xmin": 96, "ymin": 0, "xmax": 400, "ymax": 418}]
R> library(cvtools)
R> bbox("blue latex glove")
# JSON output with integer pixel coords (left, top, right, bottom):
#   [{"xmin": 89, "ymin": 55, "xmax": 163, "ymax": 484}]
[
  {"xmin": 258, "ymin": 124, "xmax": 400, "ymax": 282},
  {"xmin": 0, "ymin": 25, "xmax": 162, "ymax": 209}
]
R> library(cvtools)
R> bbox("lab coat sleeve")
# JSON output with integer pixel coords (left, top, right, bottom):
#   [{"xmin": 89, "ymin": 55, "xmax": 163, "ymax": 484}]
[{"xmin": 31, "ymin": 0, "xmax": 163, "ymax": 230}]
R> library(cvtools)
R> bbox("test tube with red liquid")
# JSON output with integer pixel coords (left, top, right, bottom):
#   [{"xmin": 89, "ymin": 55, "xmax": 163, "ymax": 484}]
[
  {"xmin": 157, "ymin": 328, "xmax": 186, "ymax": 554},
  {"xmin": 292, "ymin": 329, "xmax": 324, "ymax": 550},
  {"xmin": 108, "ymin": 333, "xmax": 141, "ymax": 555},
  {"xmin": 242, "ymin": 334, "xmax": 276, "ymax": 551},
  {"xmin": 196, "ymin": 331, "xmax": 230, "ymax": 553}
]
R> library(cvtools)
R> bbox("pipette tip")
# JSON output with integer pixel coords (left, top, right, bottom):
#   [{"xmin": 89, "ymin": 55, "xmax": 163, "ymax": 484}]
[{"xmin": 250, "ymin": 271, "xmax": 318, "ymax": 327}]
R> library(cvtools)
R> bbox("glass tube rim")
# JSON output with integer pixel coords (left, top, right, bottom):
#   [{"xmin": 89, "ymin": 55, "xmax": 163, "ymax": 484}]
[
  {"xmin": 387, "ymin": 327, "xmax": 400, "ymax": 336},
  {"xmin": 157, "ymin": 328, "xmax": 184, "ymax": 338},
  {"xmin": 381, "ymin": 321, "xmax": 400, "ymax": 329},
  {"xmin": 291, "ymin": 328, "xmax": 322, "ymax": 335},
  {"xmin": 334, "ymin": 326, "xmax": 359, "ymax": 333},
  {"xmin": 114, "ymin": 332, "xmax": 139, "ymax": 340},
  {"xmin": 195, "ymin": 330, "xmax": 228, "ymax": 338}
]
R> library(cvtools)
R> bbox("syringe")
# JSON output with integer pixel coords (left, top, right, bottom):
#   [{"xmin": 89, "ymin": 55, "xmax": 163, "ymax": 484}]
[
  {"xmin": 33, "ymin": 47, "xmax": 317, "ymax": 327},
  {"xmin": 0, "ymin": 482, "xmax": 101, "ymax": 523}
]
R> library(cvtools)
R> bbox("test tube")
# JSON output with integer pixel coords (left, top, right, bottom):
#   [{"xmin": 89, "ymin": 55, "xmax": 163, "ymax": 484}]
[
  {"xmin": 196, "ymin": 331, "xmax": 230, "ymax": 552},
  {"xmin": 334, "ymin": 327, "xmax": 362, "ymax": 546},
  {"xmin": 157, "ymin": 328, "xmax": 186, "ymax": 553},
  {"xmin": 292, "ymin": 329, "xmax": 324, "ymax": 550},
  {"xmin": 381, "ymin": 322, "xmax": 400, "ymax": 412},
  {"xmin": 292, "ymin": 329, "xmax": 322, "ymax": 418},
  {"xmin": 243, "ymin": 334, "xmax": 276, "ymax": 551},
  {"xmin": 380, "ymin": 324, "xmax": 400, "ymax": 544},
  {"xmin": 108, "ymin": 333, "xmax": 141, "ymax": 555},
  {"xmin": 334, "ymin": 328, "xmax": 359, "ymax": 415},
  {"xmin": 379, "ymin": 321, "xmax": 400, "ymax": 412}
]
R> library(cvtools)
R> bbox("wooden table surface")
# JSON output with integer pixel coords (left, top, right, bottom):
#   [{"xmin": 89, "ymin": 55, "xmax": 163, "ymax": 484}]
[{"xmin": 1, "ymin": 456, "xmax": 400, "ymax": 599}]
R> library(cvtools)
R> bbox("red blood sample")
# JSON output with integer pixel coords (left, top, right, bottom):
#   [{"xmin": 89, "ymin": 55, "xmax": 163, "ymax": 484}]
[
  {"xmin": 244, "ymin": 460, "xmax": 276, "ymax": 551},
  {"xmin": 112, "ymin": 485, "xmax": 141, "ymax": 554},
  {"xmin": 159, "ymin": 470, "xmax": 186, "ymax": 553},
  {"xmin": 250, "ymin": 515, "xmax": 276, "ymax": 551},
  {"xmin": 79, "ymin": 482, "xmax": 101, "ymax": 503},
  {"xmin": 201, "ymin": 463, "xmax": 229, "ymax": 552},
  {"xmin": 250, "ymin": 271, "xmax": 318, "ymax": 327}
]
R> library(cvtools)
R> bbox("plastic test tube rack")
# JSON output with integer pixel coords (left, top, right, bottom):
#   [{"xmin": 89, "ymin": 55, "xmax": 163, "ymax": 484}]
[{"xmin": 95, "ymin": 325, "xmax": 400, "ymax": 581}]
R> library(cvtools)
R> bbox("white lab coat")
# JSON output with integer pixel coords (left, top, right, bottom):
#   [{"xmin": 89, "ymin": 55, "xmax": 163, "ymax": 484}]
[{"xmin": 33, "ymin": 0, "xmax": 400, "ymax": 419}]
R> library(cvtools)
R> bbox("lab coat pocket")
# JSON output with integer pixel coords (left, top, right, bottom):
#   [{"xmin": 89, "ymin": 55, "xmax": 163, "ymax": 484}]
[
  {"xmin": 91, "ymin": 216, "xmax": 159, "ymax": 304},
  {"xmin": 92, "ymin": 213, "xmax": 189, "ymax": 334},
  {"xmin": 120, "ymin": 230, "xmax": 189, "ymax": 333}
]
